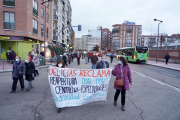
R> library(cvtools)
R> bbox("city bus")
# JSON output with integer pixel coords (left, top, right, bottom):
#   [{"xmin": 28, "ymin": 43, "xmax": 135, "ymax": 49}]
[{"xmin": 116, "ymin": 46, "xmax": 149, "ymax": 63}]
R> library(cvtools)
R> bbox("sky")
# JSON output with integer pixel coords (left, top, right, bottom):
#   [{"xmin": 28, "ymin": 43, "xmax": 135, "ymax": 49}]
[{"xmin": 70, "ymin": 0, "xmax": 180, "ymax": 38}]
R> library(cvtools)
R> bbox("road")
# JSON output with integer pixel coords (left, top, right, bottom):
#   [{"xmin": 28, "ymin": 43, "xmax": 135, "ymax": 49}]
[{"xmin": 0, "ymin": 57, "xmax": 180, "ymax": 120}]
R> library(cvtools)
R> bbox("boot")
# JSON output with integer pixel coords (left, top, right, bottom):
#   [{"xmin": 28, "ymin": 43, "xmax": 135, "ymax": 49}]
[
  {"xmin": 121, "ymin": 105, "xmax": 125, "ymax": 111},
  {"xmin": 57, "ymin": 108, "xmax": 61, "ymax": 113},
  {"xmin": 114, "ymin": 101, "xmax": 117, "ymax": 106}
]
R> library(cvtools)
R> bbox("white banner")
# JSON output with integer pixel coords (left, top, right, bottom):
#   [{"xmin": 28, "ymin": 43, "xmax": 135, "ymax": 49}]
[{"xmin": 48, "ymin": 67, "xmax": 112, "ymax": 108}]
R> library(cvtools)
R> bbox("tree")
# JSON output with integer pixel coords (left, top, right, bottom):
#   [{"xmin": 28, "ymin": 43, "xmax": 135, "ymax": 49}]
[
  {"xmin": 93, "ymin": 45, "xmax": 100, "ymax": 52},
  {"xmin": 47, "ymin": 45, "xmax": 65, "ymax": 56}
]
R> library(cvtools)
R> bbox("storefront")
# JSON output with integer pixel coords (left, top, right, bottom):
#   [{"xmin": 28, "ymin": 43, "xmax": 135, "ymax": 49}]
[{"xmin": 0, "ymin": 35, "xmax": 41, "ymax": 60}]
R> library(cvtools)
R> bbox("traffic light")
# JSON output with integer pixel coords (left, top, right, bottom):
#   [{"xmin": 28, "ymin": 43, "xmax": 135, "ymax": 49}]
[{"xmin": 78, "ymin": 25, "xmax": 81, "ymax": 31}]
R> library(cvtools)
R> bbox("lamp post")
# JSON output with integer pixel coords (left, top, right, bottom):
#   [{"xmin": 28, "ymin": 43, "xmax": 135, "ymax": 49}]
[
  {"xmin": 41, "ymin": 0, "xmax": 53, "ymax": 59},
  {"xmin": 154, "ymin": 19, "xmax": 163, "ymax": 63}
]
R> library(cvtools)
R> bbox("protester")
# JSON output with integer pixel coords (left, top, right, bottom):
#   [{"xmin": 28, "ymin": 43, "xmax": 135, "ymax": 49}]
[
  {"xmin": 91, "ymin": 52, "xmax": 98, "ymax": 69},
  {"xmin": 56, "ymin": 59, "xmax": 65, "ymax": 68},
  {"xmin": 62, "ymin": 53, "xmax": 68, "ymax": 66},
  {"xmin": 14, "ymin": 51, "xmax": 16, "ymax": 61},
  {"xmin": 112, "ymin": 57, "xmax": 132, "ymax": 111},
  {"xmin": 76, "ymin": 52, "xmax": 81, "ymax": 65},
  {"xmin": 71, "ymin": 53, "xmax": 74, "ymax": 62},
  {"xmin": 6, "ymin": 50, "xmax": 10, "ymax": 63},
  {"xmin": 96, "ymin": 55, "xmax": 109, "ymax": 69},
  {"xmin": 10, "ymin": 50, "xmax": 14, "ymax": 64},
  {"xmin": 10, "ymin": 56, "xmax": 25, "ymax": 93},
  {"xmin": 68, "ymin": 54, "xmax": 72, "ymax": 64},
  {"xmin": 81, "ymin": 52, "xmax": 84, "ymax": 59},
  {"xmin": 25, "ymin": 57, "xmax": 35, "ymax": 91},
  {"xmin": 85, "ymin": 53, "xmax": 88, "ymax": 64},
  {"xmin": 88, "ymin": 53, "xmax": 91, "ymax": 62},
  {"xmin": 51, "ymin": 51, "xmax": 55, "ymax": 58},
  {"xmin": 33, "ymin": 56, "xmax": 40, "ymax": 77},
  {"xmin": 110, "ymin": 53, "xmax": 114, "ymax": 63},
  {"xmin": 40, "ymin": 51, "xmax": 44, "ymax": 57},
  {"xmin": 164, "ymin": 53, "xmax": 170, "ymax": 65}
]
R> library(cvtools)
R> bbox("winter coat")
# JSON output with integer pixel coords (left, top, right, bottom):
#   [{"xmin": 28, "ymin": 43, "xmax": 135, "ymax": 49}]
[
  {"xmin": 6, "ymin": 52, "xmax": 10, "ymax": 58},
  {"xmin": 12, "ymin": 61, "xmax": 26, "ymax": 78},
  {"xmin": 76, "ymin": 54, "xmax": 81, "ymax": 59},
  {"xmin": 96, "ymin": 61, "xmax": 109, "ymax": 69},
  {"xmin": 10, "ymin": 51, "xmax": 14, "ymax": 60},
  {"xmin": 91, "ymin": 55, "xmax": 98, "ymax": 64},
  {"xmin": 112, "ymin": 64, "xmax": 132, "ymax": 90},
  {"xmin": 62, "ymin": 55, "xmax": 67, "ymax": 62},
  {"xmin": 33, "ymin": 58, "xmax": 40, "ymax": 70},
  {"xmin": 164, "ymin": 55, "xmax": 170, "ymax": 60},
  {"xmin": 25, "ymin": 62, "xmax": 35, "ymax": 81},
  {"xmin": 14, "ymin": 53, "xmax": 16, "ymax": 59}
]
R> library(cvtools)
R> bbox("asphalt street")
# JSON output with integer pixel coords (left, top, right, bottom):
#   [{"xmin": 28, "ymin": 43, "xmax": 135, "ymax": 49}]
[{"xmin": 0, "ymin": 57, "xmax": 180, "ymax": 120}]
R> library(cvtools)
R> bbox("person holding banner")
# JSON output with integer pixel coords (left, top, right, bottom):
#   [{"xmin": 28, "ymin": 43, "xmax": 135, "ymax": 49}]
[
  {"xmin": 112, "ymin": 56, "xmax": 132, "ymax": 111},
  {"xmin": 55, "ymin": 59, "xmax": 65, "ymax": 68},
  {"xmin": 96, "ymin": 55, "xmax": 109, "ymax": 69}
]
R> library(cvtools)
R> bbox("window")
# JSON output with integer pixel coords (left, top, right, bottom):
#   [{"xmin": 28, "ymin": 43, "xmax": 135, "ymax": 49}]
[
  {"xmin": 33, "ymin": 0, "xmax": 38, "ymax": 16},
  {"xmin": 41, "ymin": 8, "xmax": 44, "ymax": 17},
  {"xmin": 3, "ymin": 12, "xmax": 15, "ymax": 30},
  {"xmin": 47, "ymin": 28, "xmax": 48, "ymax": 38},
  {"xmin": 47, "ymin": 1, "xmax": 49, "ymax": 7},
  {"xmin": 41, "ymin": 24, "xmax": 44, "ymax": 37},
  {"xmin": 47, "ymin": 13, "xmax": 49, "ymax": 22},
  {"xmin": 33, "ymin": 19, "xmax": 38, "ymax": 35},
  {"xmin": 3, "ymin": 0, "xmax": 15, "ymax": 6}
]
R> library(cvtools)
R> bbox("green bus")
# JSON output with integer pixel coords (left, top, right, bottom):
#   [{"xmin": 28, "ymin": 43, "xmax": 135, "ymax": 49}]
[{"xmin": 116, "ymin": 46, "xmax": 149, "ymax": 63}]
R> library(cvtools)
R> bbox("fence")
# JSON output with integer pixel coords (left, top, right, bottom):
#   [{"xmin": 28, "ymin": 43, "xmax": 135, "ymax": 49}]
[{"xmin": 149, "ymin": 50, "xmax": 180, "ymax": 60}]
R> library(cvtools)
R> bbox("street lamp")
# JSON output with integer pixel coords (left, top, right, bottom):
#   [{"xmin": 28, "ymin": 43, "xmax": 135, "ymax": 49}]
[
  {"xmin": 154, "ymin": 19, "xmax": 163, "ymax": 63},
  {"xmin": 41, "ymin": 0, "xmax": 53, "ymax": 59}
]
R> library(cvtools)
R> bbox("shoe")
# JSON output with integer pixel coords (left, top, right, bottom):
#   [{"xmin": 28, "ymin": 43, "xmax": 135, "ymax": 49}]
[
  {"xmin": 114, "ymin": 101, "xmax": 117, "ymax": 106},
  {"xmin": 21, "ymin": 88, "xmax": 24, "ymax": 91},
  {"xmin": 57, "ymin": 108, "xmax": 61, "ymax": 113},
  {"xmin": 26, "ymin": 88, "xmax": 30, "ymax": 92},
  {"xmin": 10, "ymin": 91, "xmax": 15, "ymax": 93},
  {"xmin": 31, "ymin": 86, "xmax": 33, "ymax": 88},
  {"xmin": 121, "ymin": 105, "xmax": 125, "ymax": 111}
]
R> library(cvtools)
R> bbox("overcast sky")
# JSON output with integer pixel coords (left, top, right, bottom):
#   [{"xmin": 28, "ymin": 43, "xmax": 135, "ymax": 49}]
[{"xmin": 70, "ymin": 0, "xmax": 180, "ymax": 38}]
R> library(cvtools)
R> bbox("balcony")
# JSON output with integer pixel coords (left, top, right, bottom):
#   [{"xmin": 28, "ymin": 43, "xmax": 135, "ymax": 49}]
[
  {"xmin": 3, "ymin": 21, "xmax": 15, "ymax": 30},
  {"xmin": 3, "ymin": 0, "xmax": 15, "ymax": 6},
  {"xmin": 54, "ymin": 0, "xmax": 58, "ymax": 2},
  {"xmin": 53, "ymin": 15, "xmax": 58, "ymax": 20},
  {"xmin": 112, "ymin": 29, "xmax": 119, "ymax": 33},
  {"xmin": 41, "ymin": 31, "xmax": 44, "ymax": 37},
  {"xmin": 33, "ymin": 7, "xmax": 38, "ymax": 16},
  {"xmin": 53, "ymin": 36, "xmax": 58, "ymax": 40},
  {"xmin": 33, "ymin": 27, "xmax": 38, "ymax": 35},
  {"xmin": 53, "ymin": 26, "xmax": 58, "ymax": 30}
]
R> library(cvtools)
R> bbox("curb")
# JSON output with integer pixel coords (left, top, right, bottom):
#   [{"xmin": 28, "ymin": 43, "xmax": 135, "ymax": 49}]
[
  {"xmin": 146, "ymin": 63, "xmax": 180, "ymax": 71},
  {"xmin": 0, "ymin": 65, "xmax": 50, "ymax": 73}
]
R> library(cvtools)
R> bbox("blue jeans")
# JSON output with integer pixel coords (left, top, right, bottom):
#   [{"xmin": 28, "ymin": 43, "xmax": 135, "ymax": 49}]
[
  {"xmin": 27, "ymin": 81, "xmax": 32, "ymax": 90},
  {"xmin": 92, "ymin": 63, "xmax": 96, "ymax": 69}
]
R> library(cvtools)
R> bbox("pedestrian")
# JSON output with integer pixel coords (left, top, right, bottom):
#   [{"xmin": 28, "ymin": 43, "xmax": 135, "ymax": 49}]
[
  {"xmin": 62, "ymin": 53, "xmax": 68, "ymax": 66},
  {"xmin": 51, "ymin": 51, "xmax": 55, "ymax": 58},
  {"xmin": 112, "ymin": 56, "xmax": 132, "ymax": 111},
  {"xmin": 6, "ymin": 50, "xmax": 10, "ymax": 63},
  {"xmin": 96, "ymin": 55, "xmax": 109, "ymax": 69},
  {"xmin": 85, "ymin": 53, "xmax": 88, "ymax": 64},
  {"xmin": 76, "ymin": 52, "xmax": 81, "ymax": 65},
  {"xmin": 40, "ymin": 51, "xmax": 44, "ymax": 57},
  {"xmin": 164, "ymin": 53, "xmax": 170, "ymax": 65},
  {"xmin": 88, "ymin": 53, "xmax": 90, "ymax": 62},
  {"xmin": 14, "ymin": 51, "xmax": 16, "ymax": 61},
  {"xmin": 33, "ymin": 56, "xmax": 40, "ymax": 77},
  {"xmin": 25, "ymin": 57, "xmax": 35, "ymax": 91},
  {"xmin": 81, "ymin": 53, "xmax": 84, "ymax": 59},
  {"xmin": 91, "ymin": 52, "xmax": 98, "ymax": 69},
  {"xmin": 110, "ymin": 53, "xmax": 114, "ymax": 63},
  {"xmin": 68, "ymin": 54, "xmax": 72, "ymax": 64},
  {"xmin": 10, "ymin": 56, "xmax": 25, "ymax": 93},
  {"xmin": 10, "ymin": 50, "xmax": 14, "ymax": 64},
  {"xmin": 71, "ymin": 53, "xmax": 74, "ymax": 62}
]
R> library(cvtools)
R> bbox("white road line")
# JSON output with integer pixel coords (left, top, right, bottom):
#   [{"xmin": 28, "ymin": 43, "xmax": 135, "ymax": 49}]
[
  {"xmin": 162, "ymin": 72, "xmax": 176, "ymax": 77},
  {"xmin": 131, "ymin": 70, "xmax": 180, "ymax": 93}
]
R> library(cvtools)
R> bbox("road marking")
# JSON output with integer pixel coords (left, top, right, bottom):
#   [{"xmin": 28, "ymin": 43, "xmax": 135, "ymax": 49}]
[
  {"xmin": 131, "ymin": 70, "xmax": 180, "ymax": 93},
  {"xmin": 162, "ymin": 72, "xmax": 176, "ymax": 77}
]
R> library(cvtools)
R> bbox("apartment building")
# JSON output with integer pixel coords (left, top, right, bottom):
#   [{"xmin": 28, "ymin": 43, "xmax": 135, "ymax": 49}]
[
  {"xmin": 141, "ymin": 35, "xmax": 158, "ymax": 49},
  {"xmin": 112, "ymin": 21, "xmax": 142, "ymax": 50},
  {"xmin": 52, "ymin": 0, "xmax": 72, "ymax": 47},
  {"xmin": 0, "ymin": 0, "xmax": 53, "ymax": 60}
]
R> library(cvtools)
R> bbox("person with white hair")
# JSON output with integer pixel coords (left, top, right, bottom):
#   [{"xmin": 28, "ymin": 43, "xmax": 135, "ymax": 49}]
[
  {"xmin": 62, "ymin": 53, "xmax": 68, "ymax": 66},
  {"xmin": 96, "ymin": 55, "xmax": 109, "ymax": 69},
  {"xmin": 25, "ymin": 57, "xmax": 35, "ymax": 91}
]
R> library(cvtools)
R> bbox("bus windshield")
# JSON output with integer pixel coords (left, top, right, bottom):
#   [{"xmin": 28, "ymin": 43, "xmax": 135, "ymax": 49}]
[{"xmin": 136, "ymin": 46, "xmax": 148, "ymax": 53}]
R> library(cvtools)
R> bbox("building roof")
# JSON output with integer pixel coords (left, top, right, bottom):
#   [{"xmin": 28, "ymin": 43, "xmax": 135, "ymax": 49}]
[{"xmin": 168, "ymin": 40, "xmax": 180, "ymax": 46}]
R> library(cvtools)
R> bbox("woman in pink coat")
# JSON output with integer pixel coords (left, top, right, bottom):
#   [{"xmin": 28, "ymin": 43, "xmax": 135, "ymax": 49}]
[{"xmin": 112, "ymin": 56, "xmax": 132, "ymax": 111}]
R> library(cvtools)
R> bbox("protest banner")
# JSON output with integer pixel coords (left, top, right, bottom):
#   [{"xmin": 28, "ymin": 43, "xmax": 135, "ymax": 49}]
[{"xmin": 48, "ymin": 67, "xmax": 112, "ymax": 108}]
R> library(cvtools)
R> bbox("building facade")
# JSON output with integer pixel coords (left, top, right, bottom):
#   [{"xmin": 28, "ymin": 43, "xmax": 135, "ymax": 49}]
[
  {"xmin": 0, "ymin": 0, "xmax": 53, "ymax": 60},
  {"xmin": 141, "ymin": 35, "xmax": 158, "ymax": 49},
  {"xmin": 52, "ymin": 0, "xmax": 72, "ymax": 47},
  {"xmin": 111, "ymin": 21, "xmax": 142, "ymax": 50}
]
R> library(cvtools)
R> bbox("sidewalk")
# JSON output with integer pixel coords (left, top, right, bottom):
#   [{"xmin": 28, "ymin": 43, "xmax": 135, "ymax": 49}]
[{"xmin": 147, "ymin": 60, "xmax": 180, "ymax": 71}]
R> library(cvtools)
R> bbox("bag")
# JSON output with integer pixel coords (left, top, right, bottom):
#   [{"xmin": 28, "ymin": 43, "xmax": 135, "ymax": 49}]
[{"xmin": 115, "ymin": 68, "xmax": 127, "ymax": 87}]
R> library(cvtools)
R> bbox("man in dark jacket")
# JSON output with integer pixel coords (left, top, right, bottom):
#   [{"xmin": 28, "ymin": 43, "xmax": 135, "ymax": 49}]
[
  {"xmin": 164, "ymin": 53, "xmax": 170, "ymax": 65},
  {"xmin": 10, "ymin": 56, "xmax": 25, "ymax": 93},
  {"xmin": 6, "ymin": 50, "xmax": 10, "ymax": 63},
  {"xmin": 10, "ymin": 50, "xmax": 14, "ymax": 64},
  {"xmin": 96, "ymin": 55, "xmax": 109, "ymax": 69},
  {"xmin": 76, "ymin": 52, "xmax": 81, "ymax": 65},
  {"xmin": 91, "ymin": 53, "xmax": 98, "ymax": 69}
]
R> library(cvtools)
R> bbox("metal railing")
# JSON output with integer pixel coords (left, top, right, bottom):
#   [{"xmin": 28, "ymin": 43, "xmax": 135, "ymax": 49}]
[
  {"xmin": 33, "ymin": 7, "xmax": 38, "ymax": 16},
  {"xmin": 53, "ymin": 15, "xmax": 58, "ymax": 20},
  {"xmin": 3, "ymin": 22, "xmax": 15, "ymax": 30},
  {"xmin": 33, "ymin": 27, "xmax": 38, "ymax": 35},
  {"xmin": 3, "ymin": 0, "xmax": 15, "ymax": 6}
]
